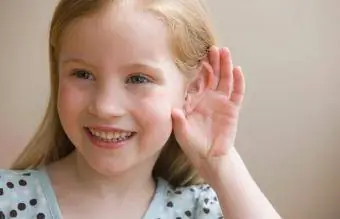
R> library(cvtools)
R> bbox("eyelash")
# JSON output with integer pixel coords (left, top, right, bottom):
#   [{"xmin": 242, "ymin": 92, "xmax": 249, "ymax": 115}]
[
  {"xmin": 70, "ymin": 70, "xmax": 152, "ymax": 84},
  {"xmin": 126, "ymin": 74, "xmax": 152, "ymax": 84},
  {"xmin": 71, "ymin": 69, "xmax": 95, "ymax": 80}
]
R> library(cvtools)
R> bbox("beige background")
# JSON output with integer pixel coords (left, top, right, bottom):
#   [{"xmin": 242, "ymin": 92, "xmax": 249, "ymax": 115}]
[{"xmin": 0, "ymin": 1, "xmax": 339, "ymax": 219}]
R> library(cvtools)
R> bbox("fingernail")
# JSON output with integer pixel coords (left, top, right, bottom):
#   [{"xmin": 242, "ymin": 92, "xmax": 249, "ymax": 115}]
[
  {"xmin": 219, "ymin": 47, "xmax": 226, "ymax": 56},
  {"xmin": 210, "ymin": 45, "xmax": 217, "ymax": 51},
  {"xmin": 223, "ymin": 47, "xmax": 230, "ymax": 53}
]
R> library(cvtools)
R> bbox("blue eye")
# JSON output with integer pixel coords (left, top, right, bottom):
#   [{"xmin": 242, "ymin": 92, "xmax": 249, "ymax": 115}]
[
  {"xmin": 126, "ymin": 74, "xmax": 151, "ymax": 84},
  {"xmin": 72, "ymin": 70, "xmax": 94, "ymax": 80}
]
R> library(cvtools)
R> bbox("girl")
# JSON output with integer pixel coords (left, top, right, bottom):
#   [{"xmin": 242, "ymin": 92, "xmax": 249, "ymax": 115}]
[{"xmin": 0, "ymin": 0, "xmax": 281, "ymax": 218}]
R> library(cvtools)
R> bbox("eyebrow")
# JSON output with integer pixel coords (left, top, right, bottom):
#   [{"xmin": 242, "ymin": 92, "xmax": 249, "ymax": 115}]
[
  {"xmin": 121, "ymin": 63, "xmax": 163, "ymax": 75},
  {"xmin": 60, "ymin": 58, "xmax": 163, "ymax": 75},
  {"xmin": 60, "ymin": 58, "xmax": 97, "ymax": 70}
]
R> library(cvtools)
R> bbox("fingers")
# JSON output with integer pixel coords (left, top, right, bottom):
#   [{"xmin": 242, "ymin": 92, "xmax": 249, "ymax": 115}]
[
  {"xmin": 217, "ymin": 48, "xmax": 233, "ymax": 97},
  {"xmin": 208, "ymin": 46, "xmax": 220, "ymax": 77},
  {"xmin": 208, "ymin": 46, "xmax": 245, "ymax": 105},
  {"xmin": 230, "ymin": 66, "xmax": 245, "ymax": 105},
  {"xmin": 201, "ymin": 61, "xmax": 216, "ymax": 90},
  {"xmin": 171, "ymin": 108, "xmax": 189, "ymax": 141},
  {"xmin": 208, "ymin": 46, "xmax": 220, "ymax": 89}
]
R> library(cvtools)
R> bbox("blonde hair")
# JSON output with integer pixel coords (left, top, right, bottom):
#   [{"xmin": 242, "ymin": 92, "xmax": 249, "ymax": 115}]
[{"xmin": 11, "ymin": 0, "xmax": 216, "ymax": 187}]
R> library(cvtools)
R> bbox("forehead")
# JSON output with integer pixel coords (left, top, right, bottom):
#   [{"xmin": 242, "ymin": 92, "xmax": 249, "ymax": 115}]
[{"xmin": 59, "ymin": 4, "xmax": 174, "ymax": 68}]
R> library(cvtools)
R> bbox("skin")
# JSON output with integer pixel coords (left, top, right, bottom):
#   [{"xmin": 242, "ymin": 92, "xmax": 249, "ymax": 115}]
[
  {"xmin": 47, "ymin": 2, "xmax": 281, "ymax": 219},
  {"xmin": 173, "ymin": 46, "xmax": 282, "ymax": 219},
  {"xmin": 51, "ymin": 4, "xmax": 189, "ymax": 219}
]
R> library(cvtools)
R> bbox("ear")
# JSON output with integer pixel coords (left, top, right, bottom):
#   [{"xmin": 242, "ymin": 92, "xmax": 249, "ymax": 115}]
[{"xmin": 184, "ymin": 58, "xmax": 215, "ymax": 110}]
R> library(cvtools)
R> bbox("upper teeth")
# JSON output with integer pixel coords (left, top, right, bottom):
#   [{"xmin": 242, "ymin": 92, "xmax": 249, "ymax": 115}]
[{"xmin": 89, "ymin": 128, "xmax": 132, "ymax": 140}]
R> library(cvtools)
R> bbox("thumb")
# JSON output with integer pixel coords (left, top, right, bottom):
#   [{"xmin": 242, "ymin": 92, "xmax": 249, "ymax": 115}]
[{"xmin": 171, "ymin": 108, "xmax": 189, "ymax": 142}]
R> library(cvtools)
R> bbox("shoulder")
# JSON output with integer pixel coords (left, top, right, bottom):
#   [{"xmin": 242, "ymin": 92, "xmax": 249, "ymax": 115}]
[
  {"xmin": 0, "ymin": 169, "xmax": 41, "ymax": 188},
  {"xmin": 0, "ymin": 169, "xmax": 52, "ymax": 218},
  {"xmin": 158, "ymin": 178, "xmax": 223, "ymax": 218},
  {"xmin": 0, "ymin": 169, "xmax": 40, "ymax": 189},
  {"xmin": 0, "ymin": 168, "xmax": 38, "ymax": 177}
]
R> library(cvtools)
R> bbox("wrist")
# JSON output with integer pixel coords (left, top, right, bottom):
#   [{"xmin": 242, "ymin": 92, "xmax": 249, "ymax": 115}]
[
  {"xmin": 209, "ymin": 147, "xmax": 249, "ymax": 190},
  {"xmin": 209, "ymin": 148, "xmax": 281, "ymax": 219}
]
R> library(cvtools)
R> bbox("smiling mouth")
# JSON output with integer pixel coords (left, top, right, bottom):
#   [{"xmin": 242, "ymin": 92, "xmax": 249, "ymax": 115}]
[{"xmin": 85, "ymin": 127, "xmax": 136, "ymax": 143}]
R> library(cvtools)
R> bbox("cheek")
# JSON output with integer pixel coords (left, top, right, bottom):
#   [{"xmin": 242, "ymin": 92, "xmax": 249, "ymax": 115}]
[
  {"xmin": 57, "ymin": 81, "xmax": 94, "ymax": 148},
  {"xmin": 139, "ymin": 89, "xmax": 174, "ymax": 117},
  {"xmin": 57, "ymin": 82, "xmax": 89, "ymax": 127},
  {"xmin": 132, "ymin": 90, "xmax": 179, "ymax": 141}
]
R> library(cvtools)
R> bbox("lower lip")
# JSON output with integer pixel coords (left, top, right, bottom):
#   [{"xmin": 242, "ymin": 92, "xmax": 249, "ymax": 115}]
[{"xmin": 85, "ymin": 128, "xmax": 135, "ymax": 150}]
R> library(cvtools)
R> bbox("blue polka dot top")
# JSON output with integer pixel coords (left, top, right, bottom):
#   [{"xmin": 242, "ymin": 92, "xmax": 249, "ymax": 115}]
[{"xmin": 0, "ymin": 169, "xmax": 223, "ymax": 219}]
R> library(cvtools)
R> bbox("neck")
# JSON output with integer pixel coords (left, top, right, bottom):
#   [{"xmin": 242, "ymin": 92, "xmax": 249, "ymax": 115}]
[
  {"xmin": 49, "ymin": 151, "xmax": 157, "ymax": 201},
  {"xmin": 75, "ymin": 151, "xmax": 156, "ymax": 197}
]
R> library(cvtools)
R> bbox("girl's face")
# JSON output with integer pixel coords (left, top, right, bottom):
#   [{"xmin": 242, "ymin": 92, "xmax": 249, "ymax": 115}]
[{"xmin": 57, "ymin": 5, "xmax": 187, "ymax": 176}]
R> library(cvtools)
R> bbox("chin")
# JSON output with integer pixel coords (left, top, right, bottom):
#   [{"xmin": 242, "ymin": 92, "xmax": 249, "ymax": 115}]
[
  {"xmin": 73, "ymin": 130, "xmax": 169, "ymax": 177},
  {"xmin": 80, "ymin": 151, "xmax": 158, "ymax": 178}
]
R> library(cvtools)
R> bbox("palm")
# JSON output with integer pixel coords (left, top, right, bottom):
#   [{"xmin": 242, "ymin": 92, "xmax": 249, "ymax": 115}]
[
  {"xmin": 185, "ymin": 90, "xmax": 238, "ymax": 156},
  {"xmin": 172, "ymin": 47, "xmax": 245, "ymax": 169}
]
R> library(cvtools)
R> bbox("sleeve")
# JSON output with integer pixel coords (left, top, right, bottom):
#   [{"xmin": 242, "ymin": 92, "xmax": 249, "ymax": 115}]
[
  {"xmin": 0, "ymin": 169, "xmax": 22, "ymax": 217},
  {"xmin": 194, "ymin": 184, "xmax": 224, "ymax": 219},
  {"xmin": 0, "ymin": 169, "xmax": 50, "ymax": 219}
]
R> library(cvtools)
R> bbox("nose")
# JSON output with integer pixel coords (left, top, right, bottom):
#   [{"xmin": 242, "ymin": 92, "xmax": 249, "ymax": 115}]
[{"xmin": 88, "ymin": 85, "xmax": 127, "ymax": 119}]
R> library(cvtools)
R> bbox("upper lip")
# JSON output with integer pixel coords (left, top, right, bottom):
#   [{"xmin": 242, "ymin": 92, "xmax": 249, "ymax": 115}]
[{"xmin": 86, "ymin": 126, "xmax": 136, "ymax": 133}]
